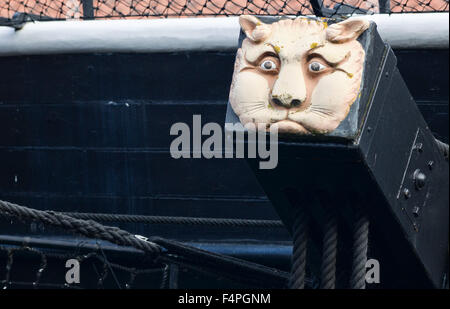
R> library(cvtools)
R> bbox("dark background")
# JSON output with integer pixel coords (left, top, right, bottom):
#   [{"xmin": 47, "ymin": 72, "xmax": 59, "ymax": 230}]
[{"xmin": 0, "ymin": 49, "xmax": 448, "ymax": 242}]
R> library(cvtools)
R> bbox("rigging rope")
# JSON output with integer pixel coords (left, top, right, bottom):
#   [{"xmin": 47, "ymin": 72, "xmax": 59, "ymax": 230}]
[
  {"xmin": 0, "ymin": 200, "xmax": 161, "ymax": 255},
  {"xmin": 289, "ymin": 207, "xmax": 308, "ymax": 289},
  {"xmin": 0, "ymin": 199, "xmax": 291, "ymax": 288},
  {"xmin": 320, "ymin": 211, "xmax": 338, "ymax": 289},
  {"xmin": 435, "ymin": 139, "xmax": 449, "ymax": 161},
  {"xmin": 350, "ymin": 207, "xmax": 370, "ymax": 289},
  {"xmin": 57, "ymin": 212, "xmax": 285, "ymax": 228}
]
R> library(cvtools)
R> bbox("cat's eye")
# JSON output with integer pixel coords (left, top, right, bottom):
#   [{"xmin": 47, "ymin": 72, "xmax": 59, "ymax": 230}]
[
  {"xmin": 309, "ymin": 61, "xmax": 326, "ymax": 73},
  {"xmin": 260, "ymin": 60, "xmax": 277, "ymax": 71}
]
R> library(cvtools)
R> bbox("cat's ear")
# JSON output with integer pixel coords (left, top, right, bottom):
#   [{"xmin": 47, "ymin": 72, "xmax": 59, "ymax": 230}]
[
  {"xmin": 326, "ymin": 18, "xmax": 370, "ymax": 43},
  {"xmin": 239, "ymin": 15, "xmax": 271, "ymax": 42}
]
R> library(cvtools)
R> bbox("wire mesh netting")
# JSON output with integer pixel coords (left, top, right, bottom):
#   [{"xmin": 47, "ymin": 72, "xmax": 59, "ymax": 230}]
[
  {"xmin": 0, "ymin": 0, "xmax": 448, "ymax": 25},
  {"xmin": 0, "ymin": 242, "xmax": 171, "ymax": 289}
]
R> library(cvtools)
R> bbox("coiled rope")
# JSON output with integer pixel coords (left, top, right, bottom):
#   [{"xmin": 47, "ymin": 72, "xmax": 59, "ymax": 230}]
[
  {"xmin": 320, "ymin": 211, "xmax": 338, "ymax": 289},
  {"xmin": 350, "ymin": 208, "xmax": 370, "ymax": 289},
  {"xmin": 289, "ymin": 207, "xmax": 308, "ymax": 289}
]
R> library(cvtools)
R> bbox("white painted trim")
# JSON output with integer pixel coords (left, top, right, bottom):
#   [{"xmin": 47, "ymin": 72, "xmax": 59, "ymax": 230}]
[
  {"xmin": 362, "ymin": 13, "xmax": 449, "ymax": 49},
  {"xmin": 0, "ymin": 13, "xmax": 448, "ymax": 56}
]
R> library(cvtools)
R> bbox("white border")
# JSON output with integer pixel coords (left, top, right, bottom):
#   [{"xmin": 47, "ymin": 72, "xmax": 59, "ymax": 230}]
[{"xmin": 0, "ymin": 13, "xmax": 448, "ymax": 56}]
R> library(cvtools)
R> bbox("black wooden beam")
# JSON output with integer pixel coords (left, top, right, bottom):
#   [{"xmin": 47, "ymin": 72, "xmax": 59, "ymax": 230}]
[{"xmin": 82, "ymin": 0, "xmax": 94, "ymax": 20}]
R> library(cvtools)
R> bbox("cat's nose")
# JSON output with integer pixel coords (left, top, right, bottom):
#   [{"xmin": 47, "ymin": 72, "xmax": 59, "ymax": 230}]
[
  {"xmin": 271, "ymin": 64, "xmax": 307, "ymax": 108},
  {"xmin": 271, "ymin": 96, "xmax": 305, "ymax": 108}
]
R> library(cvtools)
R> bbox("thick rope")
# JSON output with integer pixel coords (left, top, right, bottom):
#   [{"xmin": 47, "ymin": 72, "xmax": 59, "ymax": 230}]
[
  {"xmin": 320, "ymin": 211, "xmax": 338, "ymax": 289},
  {"xmin": 289, "ymin": 207, "xmax": 308, "ymax": 289},
  {"xmin": 57, "ymin": 212, "xmax": 284, "ymax": 228},
  {"xmin": 350, "ymin": 208, "xmax": 369, "ymax": 289},
  {"xmin": 0, "ymin": 200, "xmax": 161, "ymax": 255},
  {"xmin": 435, "ymin": 139, "xmax": 449, "ymax": 161},
  {"xmin": 0, "ymin": 199, "xmax": 292, "ymax": 288}
]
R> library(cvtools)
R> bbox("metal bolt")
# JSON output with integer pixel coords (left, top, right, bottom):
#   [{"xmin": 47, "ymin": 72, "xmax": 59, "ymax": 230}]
[
  {"xmin": 415, "ymin": 143, "xmax": 423, "ymax": 153},
  {"xmin": 403, "ymin": 188, "xmax": 411, "ymax": 199},
  {"xmin": 413, "ymin": 169, "xmax": 426, "ymax": 190},
  {"xmin": 412, "ymin": 206, "xmax": 420, "ymax": 217}
]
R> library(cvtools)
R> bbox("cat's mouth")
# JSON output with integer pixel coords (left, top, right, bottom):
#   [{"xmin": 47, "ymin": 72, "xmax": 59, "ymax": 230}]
[
  {"xmin": 266, "ymin": 102, "xmax": 312, "ymax": 134},
  {"xmin": 271, "ymin": 119, "xmax": 310, "ymax": 134}
]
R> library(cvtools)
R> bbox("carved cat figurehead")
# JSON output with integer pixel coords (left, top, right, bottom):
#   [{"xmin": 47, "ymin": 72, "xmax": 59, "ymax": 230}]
[{"xmin": 229, "ymin": 15, "xmax": 370, "ymax": 134}]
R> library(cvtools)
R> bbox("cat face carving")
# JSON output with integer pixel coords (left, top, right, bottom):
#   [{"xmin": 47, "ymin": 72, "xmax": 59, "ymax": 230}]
[{"xmin": 229, "ymin": 15, "xmax": 370, "ymax": 134}]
